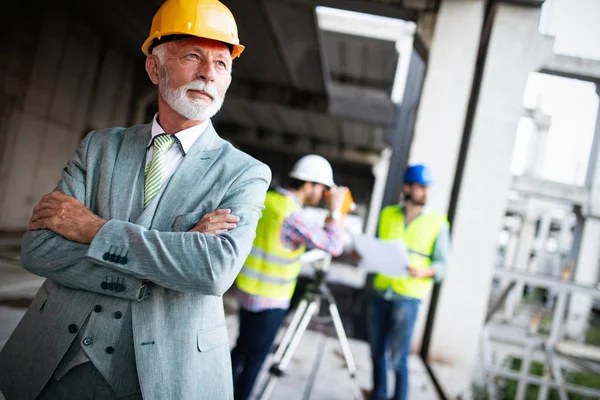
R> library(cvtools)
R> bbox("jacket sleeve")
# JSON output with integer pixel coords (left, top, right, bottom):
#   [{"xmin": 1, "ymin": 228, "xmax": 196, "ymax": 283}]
[
  {"xmin": 86, "ymin": 164, "xmax": 271, "ymax": 295},
  {"xmin": 20, "ymin": 131, "xmax": 149, "ymax": 301}
]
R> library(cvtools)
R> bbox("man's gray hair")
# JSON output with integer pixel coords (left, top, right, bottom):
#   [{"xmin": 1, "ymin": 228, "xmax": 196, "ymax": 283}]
[
  {"xmin": 151, "ymin": 42, "xmax": 232, "ymax": 73},
  {"xmin": 151, "ymin": 44, "xmax": 167, "ymax": 66}
]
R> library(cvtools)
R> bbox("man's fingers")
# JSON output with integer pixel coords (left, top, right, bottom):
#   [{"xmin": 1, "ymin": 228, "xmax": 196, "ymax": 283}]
[
  {"xmin": 201, "ymin": 209, "xmax": 231, "ymax": 222},
  {"xmin": 210, "ymin": 214, "xmax": 240, "ymax": 223},
  {"xmin": 189, "ymin": 221, "xmax": 237, "ymax": 233},
  {"xmin": 30, "ymin": 209, "xmax": 60, "ymax": 224},
  {"xmin": 203, "ymin": 212, "xmax": 239, "ymax": 224},
  {"xmin": 28, "ymin": 218, "xmax": 51, "ymax": 231},
  {"xmin": 205, "ymin": 222, "xmax": 237, "ymax": 231}
]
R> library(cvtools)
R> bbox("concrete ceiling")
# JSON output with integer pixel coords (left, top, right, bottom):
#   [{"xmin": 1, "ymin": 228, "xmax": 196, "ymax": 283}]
[{"xmin": 73, "ymin": 0, "xmax": 432, "ymax": 164}]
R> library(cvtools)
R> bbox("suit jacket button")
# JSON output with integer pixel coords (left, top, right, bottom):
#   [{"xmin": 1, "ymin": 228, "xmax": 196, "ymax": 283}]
[
  {"xmin": 93, "ymin": 305, "xmax": 103, "ymax": 313},
  {"xmin": 82, "ymin": 337, "xmax": 92, "ymax": 346},
  {"xmin": 109, "ymin": 253, "xmax": 117, "ymax": 262},
  {"xmin": 105, "ymin": 346, "xmax": 115, "ymax": 355},
  {"xmin": 102, "ymin": 252, "xmax": 110, "ymax": 260},
  {"xmin": 120, "ymin": 257, "xmax": 128, "ymax": 265},
  {"xmin": 113, "ymin": 311, "xmax": 123, "ymax": 319},
  {"xmin": 101, "ymin": 282, "xmax": 108, "ymax": 290},
  {"xmin": 68, "ymin": 324, "xmax": 78, "ymax": 334},
  {"xmin": 108, "ymin": 282, "xmax": 114, "ymax": 291},
  {"xmin": 115, "ymin": 255, "xmax": 121, "ymax": 263}
]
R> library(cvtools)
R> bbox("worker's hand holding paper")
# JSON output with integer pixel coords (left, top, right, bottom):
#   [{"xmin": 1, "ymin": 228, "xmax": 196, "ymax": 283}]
[{"xmin": 352, "ymin": 234, "xmax": 410, "ymax": 277}]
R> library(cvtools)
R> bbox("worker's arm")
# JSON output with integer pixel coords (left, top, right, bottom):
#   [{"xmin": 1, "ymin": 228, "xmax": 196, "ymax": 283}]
[
  {"xmin": 282, "ymin": 211, "xmax": 344, "ymax": 257},
  {"xmin": 21, "ymin": 131, "xmax": 148, "ymax": 301},
  {"xmin": 86, "ymin": 164, "xmax": 270, "ymax": 295},
  {"xmin": 408, "ymin": 223, "xmax": 450, "ymax": 280},
  {"xmin": 430, "ymin": 222, "xmax": 451, "ymax": 282}
]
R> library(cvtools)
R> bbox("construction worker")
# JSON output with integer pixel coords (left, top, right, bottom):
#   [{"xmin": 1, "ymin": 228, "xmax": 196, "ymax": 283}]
[
  {"xmin": 0, "ymin": 2, "xmax": 269, "ymax": 400},
  {"xmin": 366, "ymin": 164, "xmax": 450, "ymax": 400},
  {"xmin": 231, "ymin": 154, "xmax": 349, "ymax": 400}
]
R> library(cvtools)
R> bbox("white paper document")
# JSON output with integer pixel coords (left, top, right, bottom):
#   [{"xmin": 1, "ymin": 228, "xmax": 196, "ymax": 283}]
[{"xmin": 352, "ymin": 234, "xmax": 410, "ymax": 277}]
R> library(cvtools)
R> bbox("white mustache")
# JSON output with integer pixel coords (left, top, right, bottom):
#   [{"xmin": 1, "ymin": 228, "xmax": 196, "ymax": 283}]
[{"xmin": 183, "ymin": 81, "xmax": 219, "ymax": 100}]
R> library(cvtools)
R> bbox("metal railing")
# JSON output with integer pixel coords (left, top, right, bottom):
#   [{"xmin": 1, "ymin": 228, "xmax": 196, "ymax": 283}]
[{"xmin": 482, "ymin": 268, "xmax": 600, "ymax": 400}]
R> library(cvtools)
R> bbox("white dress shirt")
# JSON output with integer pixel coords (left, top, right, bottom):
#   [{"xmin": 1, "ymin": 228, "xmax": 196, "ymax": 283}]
[{"xmin": 146, "ymin": 114, "xmax": 209, "ymax": 187}]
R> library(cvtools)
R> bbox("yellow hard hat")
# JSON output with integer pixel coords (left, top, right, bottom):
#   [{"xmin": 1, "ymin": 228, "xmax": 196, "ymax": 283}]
[{"xmin": 142, "ymin": 0, "xmax": 245, "ymax": 59}]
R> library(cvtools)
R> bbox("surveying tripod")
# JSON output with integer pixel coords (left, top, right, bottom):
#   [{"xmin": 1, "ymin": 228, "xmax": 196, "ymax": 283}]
[{"xmin": 257, "ymin": 254, "xmax": 365, "ymax": 400}]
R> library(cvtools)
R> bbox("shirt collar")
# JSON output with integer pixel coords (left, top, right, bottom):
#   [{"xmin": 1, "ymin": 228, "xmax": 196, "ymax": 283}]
[
  {"xmin": 148, "ymin": 114, "xmax": 210, "ymax": 155},
  {"xmin": 277, "ymin": 187, "xmax": 303, "ymax": 207},
  {"xmin": 399, "ymin": 204, "xmax": 429, "ymax": 216}
]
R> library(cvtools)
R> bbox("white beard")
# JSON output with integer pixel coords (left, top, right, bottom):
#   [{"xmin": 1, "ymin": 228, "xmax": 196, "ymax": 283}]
[{"xmin": 158, "ymin": 67, "xmax": 225, "ymax": 121}]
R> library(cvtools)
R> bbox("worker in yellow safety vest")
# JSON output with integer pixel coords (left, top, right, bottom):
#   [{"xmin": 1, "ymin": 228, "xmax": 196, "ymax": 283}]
[
  {"xmin": 363, "ymin": 164, "xmax": 450, "ymax": 400},
  {"xmin": 231, "ymin": 154, "xmax": 349, "ymax": 400}
]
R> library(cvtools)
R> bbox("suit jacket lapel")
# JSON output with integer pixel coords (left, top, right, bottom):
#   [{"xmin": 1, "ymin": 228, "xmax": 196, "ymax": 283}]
[
  {"xmin": 148, "ymin": 122, "xmax": 223, "ymax": 229},
  {"xmin": 129, "ymin": 162, "xmax": 146, "ymax": 223},
  {"xmin": 110, "ymin": 124, "xmax": 151, "ymax": 222}
]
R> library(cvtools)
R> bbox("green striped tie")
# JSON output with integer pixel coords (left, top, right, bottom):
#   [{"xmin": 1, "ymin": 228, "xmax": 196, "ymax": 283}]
[{"xmin": 144, "ymin": 134, "xmax": 175, "ymax": 208}]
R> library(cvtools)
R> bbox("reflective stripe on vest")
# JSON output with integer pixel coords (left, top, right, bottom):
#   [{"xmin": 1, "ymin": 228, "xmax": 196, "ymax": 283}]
[
  {"xmin": 236, "ymin": 191, "xmax": 306, "ymax": 300},
  {"xmin": 373, "ymin": 206, "xmax": 447, "ymax": 299},
  {"xmin": 248, "ymin": 246, "xmax": 302, "ymax": 266}
]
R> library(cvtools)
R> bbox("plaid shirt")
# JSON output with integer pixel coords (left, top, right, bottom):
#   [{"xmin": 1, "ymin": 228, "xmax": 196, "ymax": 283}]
[{"xmin": 236, "ymin": 188, "xmax": 344, "ymax": 311}]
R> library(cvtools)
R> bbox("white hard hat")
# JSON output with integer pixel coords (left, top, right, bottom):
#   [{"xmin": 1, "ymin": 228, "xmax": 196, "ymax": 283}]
[{"xmin": 289, "ymin": 155, "xmax": 334, "ymax": 187}]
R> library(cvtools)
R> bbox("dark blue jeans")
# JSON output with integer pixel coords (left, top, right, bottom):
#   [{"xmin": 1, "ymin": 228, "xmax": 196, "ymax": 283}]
[
  {"xmin": 369, "ymin": 292, "xmax": 421, "ymax": 400},
  {"xmin": 231, "ymin": 307, "xmax": 287, "ymax": 400}
]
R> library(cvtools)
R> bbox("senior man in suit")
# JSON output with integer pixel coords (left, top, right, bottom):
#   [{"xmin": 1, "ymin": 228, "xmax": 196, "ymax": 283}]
[{"xmin": 0, "ymin": 1, "xmax": 269, "ymax": 399}]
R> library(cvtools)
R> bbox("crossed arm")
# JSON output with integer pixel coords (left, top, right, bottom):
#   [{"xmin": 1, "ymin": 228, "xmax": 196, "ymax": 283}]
[{"xmin": 22, "ymin": 135, "xmax": 269, "ymax": 299}]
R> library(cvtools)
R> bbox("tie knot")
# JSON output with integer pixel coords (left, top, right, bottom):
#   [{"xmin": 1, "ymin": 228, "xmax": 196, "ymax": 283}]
[{"xmin": 153, "ymin": 134, "xmax": 175, "ymax": 153}]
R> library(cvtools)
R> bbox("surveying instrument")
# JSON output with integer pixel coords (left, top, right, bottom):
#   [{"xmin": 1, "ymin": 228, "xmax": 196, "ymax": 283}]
[{"xmin": 257, "ymin": 251, "xmax": 365, "ymax": 400}]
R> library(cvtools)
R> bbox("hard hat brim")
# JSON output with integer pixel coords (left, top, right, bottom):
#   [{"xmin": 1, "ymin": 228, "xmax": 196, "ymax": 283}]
[
  {"xmin": 289, "ymin": 171, "xmax": 334, "ymax": 188},
  {"xmin": 142, "ymin": 32, "xmax": 245, "ymax": 58}
]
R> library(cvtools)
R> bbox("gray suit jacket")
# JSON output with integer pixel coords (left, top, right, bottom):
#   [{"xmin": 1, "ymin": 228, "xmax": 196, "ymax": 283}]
[{"xmin": 0, "ymin": 123, "xmax": 271, "ymax": 400}]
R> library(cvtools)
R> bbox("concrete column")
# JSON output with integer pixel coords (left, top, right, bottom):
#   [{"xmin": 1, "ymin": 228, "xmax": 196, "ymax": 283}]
[
  {"xmin": 409, "ymin": 0, "xmax": 484, "ymax": 214},
  {"xmin": 503, "ymin": 216, "xmax": 522, "ymax": 269},
  {"xmin": 565, "ymin": 86, "xmax": 600, "ymax": 339},
  {"xmin": 565, "ymin": 217, "xmax": 600, "ymax": 339},
  {"xmin": 364, "ymin": 148, "xmax": 392, "ymax": 237},
  {"xmin": 503, "ymin": 202, "xmax": 538, "ymax": 320},
  {"xmin": 408, "ymin": 0, "xmax": 485, "ymax": 350},
  {"xmin": 524, "ymin": 108, "xmax": 551, "ymax": 178},
  {"xmin": 426, "ymin": 4, "xmax": 554, "ymax": 396}
]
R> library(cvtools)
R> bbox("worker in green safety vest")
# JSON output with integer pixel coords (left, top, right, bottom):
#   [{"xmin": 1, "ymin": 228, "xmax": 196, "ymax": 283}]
[
  {"xmin": 230, "ymin": 154, "xmax": 350, "ymax": 400},
  {"xmin": 365, "ymin": 164, "xmax": 450, "ymax": 400}
]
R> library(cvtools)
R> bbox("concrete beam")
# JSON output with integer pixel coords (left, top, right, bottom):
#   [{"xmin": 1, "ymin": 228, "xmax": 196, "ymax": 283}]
[
  {"xmin": 328, "ymin": 82, "xmax": 396, "ymax": 126},
  {"xmin": 541, "ymin": 54, "xmax": 600, "ymax": 83},
  {"xmin": 228, "ymin": 79, "xmax": 395, "ymax": 126},
  {"xmin": 282, "ymin": 0, "xmax": 419, "ymax": 21},
  {"xmin": 227, "ymin": 80, "xmax": 328, "ymax": 113},
  {"xmin": 510, "ymin": 175, "xmax": 589, "ymax": 205}
]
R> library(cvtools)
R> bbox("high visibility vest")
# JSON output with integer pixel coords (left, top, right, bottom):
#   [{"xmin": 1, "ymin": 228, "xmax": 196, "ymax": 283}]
[
  {"xmin": 373, "ymin": 205, "xmax": 447, "ymax": 299},
  {"xmin": 236, "ymin": 191, "xmax": 306, "ymax": 301}
]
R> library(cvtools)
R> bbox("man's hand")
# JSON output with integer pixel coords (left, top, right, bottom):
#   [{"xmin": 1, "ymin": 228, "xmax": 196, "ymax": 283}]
[
  {"xmin": 189, "ymin": 209, "xmax": 239, "ymax": 235},
  {"xmin": 28, "ymin": 192, "xmax": 106, "ymax": 244},
  {"xmin": 351, "ymin": 250, "xmax": 362, "ymax": 264},
  {"xmin": 327, "ymin": 186, "xmax": 350, "ymax": 213},
  {"xmin": 407, "ymin": 266, "xmax": 435, "ymax": 279}
]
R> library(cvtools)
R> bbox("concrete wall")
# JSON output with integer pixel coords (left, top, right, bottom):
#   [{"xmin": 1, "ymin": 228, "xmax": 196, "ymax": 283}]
[{"xmin": 0, "ymin": 2, "xmax": 136, "ymax": 230}]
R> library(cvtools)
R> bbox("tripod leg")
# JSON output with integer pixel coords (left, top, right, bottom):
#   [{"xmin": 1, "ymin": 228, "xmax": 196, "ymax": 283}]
[
  {"xmin": 323, "ymin": 290, "xmax": 365, "ymax": 400},
  {"xmin": 257, "ymin": 300, "xmax": 320, "ymax": 400},
  {"xmin": 279, "ymin": 300, "xmax": 319, "ymax": 369},
  {"xmin": 329, "ymin": 303, "xmax": 358, "ymax": 377},
  {"xmin": 271, "ymin": 298, "xmax": 310, "ymax": 364}
]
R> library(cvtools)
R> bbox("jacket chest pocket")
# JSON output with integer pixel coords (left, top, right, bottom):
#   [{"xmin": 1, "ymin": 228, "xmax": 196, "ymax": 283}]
[{"xmin": 197, "ymin": 324, "xmax": 228, "ymax": 352}]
